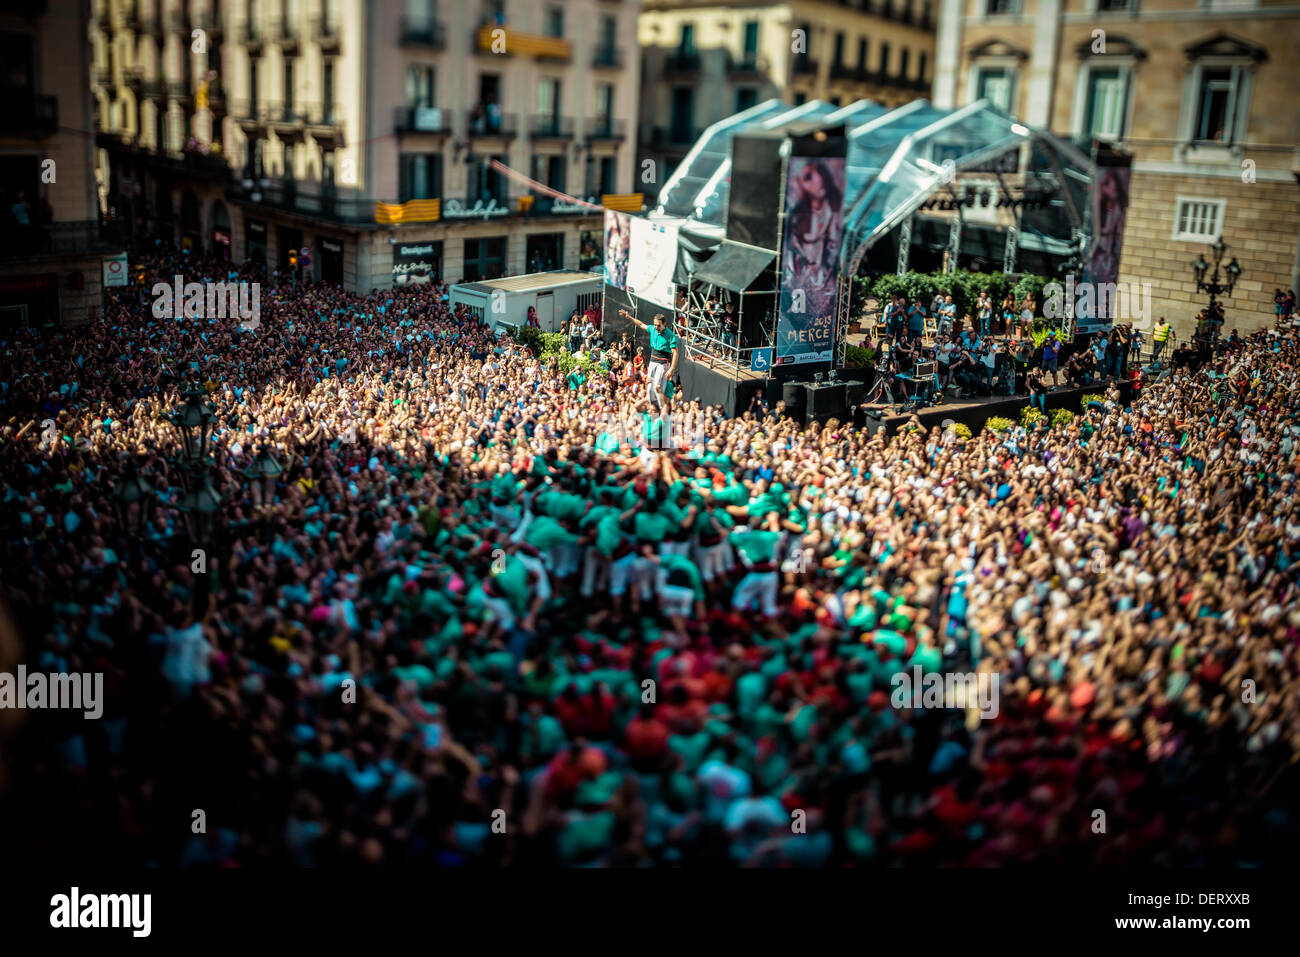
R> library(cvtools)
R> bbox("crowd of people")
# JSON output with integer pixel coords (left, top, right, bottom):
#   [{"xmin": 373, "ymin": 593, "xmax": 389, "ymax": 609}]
[{"xmin": 1, "ymin": 241, "xmax": 1298, "ymax": 867}]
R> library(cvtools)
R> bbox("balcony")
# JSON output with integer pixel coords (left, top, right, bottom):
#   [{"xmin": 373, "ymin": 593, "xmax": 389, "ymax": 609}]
[
  {"xmin": 592, "ymin": 46, "xmax": 622, "ymax": 70},
  {"xmin": 475, "ymin": 24, "xmax": 571, "ymax": 61},
  {"xmin": 230, "ymin": 177, "xmax": 375, "ymax": 222},
  {"xmin": 0, "ymin": 219, "xmax": 125, "ymax": 261},
  {"xmin": 395, "ymin": 105, "xmax": 449, "ymax": 135},
  {"xmin": 664, "ymin": 51, "xmax": 701, "ymax": 75},
  {"xmin": 305, "ymin": 104, "xmax": 344, "ymax": 146},
  {"xmin": 93, "ymin": 66, "xmax": 111, "ymax": 87},
  {"xmin": 142, "ymin": 15, "xmax": 164, "ymax": 39},
  {"xmin": 830, "ymin": 61, "xmax": 855, "ymax": 81},
  {"xmin": 728, "ymin": 54, "xmax": 768, "ymax": 77},
  {"xmin": 465, "ymin": 108, "xmax": 517, "ymax": 138},
  {"xmin": 586, "ymin": 118, "xmax": 626, "ymax": 142},
  {"xmin": 1, "ymin": 95, "xmax": 58, "ymax": 137},
  {"xmin": 529, "ymin": 114, "xmax": 574, "ymax": 139},
  {"xmin": 267, "ymin": 103, "xmax": 307, "ymax": 140},
  {"xmin": 124, "ymin": 67, "xmax": 143, "ymax": 91},
  {"xmin": 142, "ymin": 79, "xmax": 167, "ymax": 101},
  {"xmin": 167, "ymin": 11, "xmax": 190, "ymax": 35},
  {"xmin": 167, "ymin": 81, "xmax": 187, "ymax": 101},
  {"xmin": 314, "ymin": 15, "xmax": 340, "ymax": 51},
  {"xmin": 232, "ymin": 100, "xmax": 268, "ymax": 133},
  {"xmin": 241, "ymin": 21, "xmax": 263, "ymax": 52},
  {"xmin": 793, "ymin": 57, "xmax": 818, "ymax": 76},
  {"xmin": 400, "ymin": 17, "xmax": 445, "ymax": 48},
  {"xmin": 273, "ymin": 19, "xmax": 300, "ymax": 55}
]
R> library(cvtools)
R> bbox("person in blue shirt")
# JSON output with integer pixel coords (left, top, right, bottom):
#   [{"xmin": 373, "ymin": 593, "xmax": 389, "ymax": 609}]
[{"xmin": 906, "ymin": 298, "xmax": 927, "ymax": 342}]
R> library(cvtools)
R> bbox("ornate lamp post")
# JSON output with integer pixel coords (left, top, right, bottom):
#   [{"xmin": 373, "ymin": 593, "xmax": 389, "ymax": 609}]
[
  {"xmin": 241, "ymin": 446, "xmax": 283, "ymax": 509},
  {"xmin": 177, "ymin": 466, "xmax": 223, "ymax": 543},
  {"xmin": 112, "ymin": 459, "xmax": 154, "ymax": 554},
  {"xmin": 1191, "ymin": 237, "xmax": 1242, "ymax": 346},
  {"xmin": 169, "ymin": 387, "xmax": 217, "ymax": 464}
]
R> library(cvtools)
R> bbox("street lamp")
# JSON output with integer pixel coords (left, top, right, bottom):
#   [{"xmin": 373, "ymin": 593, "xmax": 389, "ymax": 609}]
[
  {"xmin": 112, "ymin": 459, "xmax": 154, "ymax": 537},
  {"xmin": 169, "ymin": 387, "xmax": 217, "ymax": 463},
  {"xmin": 177, "ymin": 465, "xmax": 223, "ymax": 544},
  {"xmin": 241, "ymin": 446, "xmax": 283, "ymax": 508},
  {"xmin": 1190, "ymin": 237, "xmax": 1242, "ymax": 346}
]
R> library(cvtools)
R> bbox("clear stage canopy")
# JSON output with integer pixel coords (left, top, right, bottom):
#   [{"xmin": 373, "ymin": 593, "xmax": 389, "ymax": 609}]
[{"xmin": 652, "ymin": 98, "xmax": 1096, "ymax": 275}]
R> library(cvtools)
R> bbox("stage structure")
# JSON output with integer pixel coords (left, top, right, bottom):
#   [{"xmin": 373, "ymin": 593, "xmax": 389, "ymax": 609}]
[{"xmin": 648, "ymin": 97, "xmax": 1109, "ymax": 376}]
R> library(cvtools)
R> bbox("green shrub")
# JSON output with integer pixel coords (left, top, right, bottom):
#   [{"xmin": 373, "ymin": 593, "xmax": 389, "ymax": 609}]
[
  {"xmin": 844, "ymin": 345, "xmax": 875, "ymax": 367},
  {"xmin": 1012, "ymin": 274, "xmax": 1051, "ymax": 312},
  {"xmin": 1051, "ymin": 408, "xmax": 1075, "ymax": 428},
  {"xmin": 985, "ymin": 416, "xmax": 1015, "ymax": 434},
  {"xmin": 1081, "ymin": 393, "xmax": 1104, "ymax": 410},
  {"xmin": 512, "ymin": 325, "xmax": 546, "ymax": 356},
  {"xmin": 1020, "ymin": 406, "xmax": 1044, "ymax": 428}
]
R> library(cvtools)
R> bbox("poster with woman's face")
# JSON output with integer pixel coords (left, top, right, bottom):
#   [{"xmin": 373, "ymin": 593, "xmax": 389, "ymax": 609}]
[
  {"xmin": 775, "ymin": 156, "xmax": 847, "ymax": 364},
  {"xmin": 604, "ymin": 211, "xmax": 630, "ymax": 290}
]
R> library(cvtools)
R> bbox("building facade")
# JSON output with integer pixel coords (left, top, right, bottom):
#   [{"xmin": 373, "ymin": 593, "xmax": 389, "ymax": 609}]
[
  {"xmin": 933, "ymin": 0, "xmax": 1300, "ymax": 338},
  {"xmin": 638, "ymin": 0, "xmax": 936, "ymax": 185},
  {"xmin": 1, "ymin": 0, "xmax": 122, "ymax": 328},
  {"xmin": 92, "ymin": 0, "xmax": 644, "ymax": 292}
]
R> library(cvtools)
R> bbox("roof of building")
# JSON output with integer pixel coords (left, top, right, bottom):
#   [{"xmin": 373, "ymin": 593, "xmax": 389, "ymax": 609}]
[
  {"xmin": 652, "ymin": 97, "xmax": 1096, "ymax": 273},
  {"xmin": 453, "ymin": 270, "xmax": 604, "ymax": 295}
]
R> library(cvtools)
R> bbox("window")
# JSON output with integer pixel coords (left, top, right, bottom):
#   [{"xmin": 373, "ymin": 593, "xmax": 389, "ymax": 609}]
[
  {"xmin": 405, "ymin": 65, "xmax": 435, "ymax": 107},
  {"xmin": 679, "ymin": 23, "xmax": 695, "ymax": 54},
  {"xmin": 323, "ymin": 61, "xmax": 335, "ymax": 117},
  {"xmin": 283, "ymin": 61, "xmax": 294, "ymax": 113},
  {"xmin": 468, "ymin": 154, "xmax": 507, "ymax": 204},
  {"xmin": 736, "ymin": 87, "xmax": 757, "ymax": 112},
  {"xmin": 538, "ymin": 77, "xmax": 561, "ymax": 119},
  {"xmin": 1098, "ymin": 0, "xmax": 1133, "ymax": 9},
  {"xmin": 1085, "ymin": 67, "xmax": 1127, "ymax": 139},
  {"xmin": 482, "ymin": 0, "xmax": 504, "ymax": 28},
  {"xmin": 595, "ymin": 83, "xmax": 615, "ymax": 130},
  {"xmin": 833, "ymin": 32, "xmax": 845, "ymax": 67},
  {"xmin": 899, "ymin": 48, "xmax": 909, "ymax": 80},
  {"xmin": 587, "ymin": 154, "xmax": 616, "ymax": 195},
  {"xmin": 599, "ymin": 14, "xmax": 616, "ymax": 50},
  {"xmin": 463, "ymin": 237, "xmax": 506, "ymax": 282},
  {"xmin": 879, "ymin": 42, "xmax": 890, "ymax": 74},
  {"xmin": 976, "ymin": 67, "xmax": 1014, "ymax": 110},
  {"xmin": 857, "ymin": 38, "xmax": 867, "ymax": 69},
  {"xmin": 544, "ymin": 5, "xmax": 563, "ymax": 39},
  {"xmin": 249, "ymin": 60, "xmax": 259, "ymax": 106},
  {"xmin": 743, "ymin": 21, "xmax": 759, "ymax": 57},
  {"xmin": 530, "ymin": 154, "xmax": 567, "ymax": 193},
  {"xmin": 399, "ymin": 153, "xmax": 442, "ymax": 201},
  {"xmin": 985, "ymin": 0, "xmax": 1017, "ymax": 12},
  {"xmin": 918, "ymin": 51, "xmax": 928, "ymax": 82},
  {"xmin": 1172, "ymin": 197, "xmax": 1225, "ymax": 241},
  {"xmin": 1194, "ymin": 67, "xmax": 1237, "ymax": 144},
  {"xmin": 670, "ymin": 86, "xmax": 693, "ymax": 141}
]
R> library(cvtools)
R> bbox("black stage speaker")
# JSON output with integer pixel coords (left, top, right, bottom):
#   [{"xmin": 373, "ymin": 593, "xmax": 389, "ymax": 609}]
[
  {"xmin": 844, "ymin": 378, "xmax": 869, "ymax": 409},
  {"xmin": 803, "ymin": 381, "xmax": 847, "ymax": 425},
  {"xmin": 782, "ymin": 380, "xmax": 807, "ymax": 418}
]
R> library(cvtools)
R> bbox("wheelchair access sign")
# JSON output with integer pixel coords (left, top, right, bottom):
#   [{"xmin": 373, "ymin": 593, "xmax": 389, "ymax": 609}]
[{"xmin": 750, "ymin": 348, "xmax": 771, "ymax": 372}]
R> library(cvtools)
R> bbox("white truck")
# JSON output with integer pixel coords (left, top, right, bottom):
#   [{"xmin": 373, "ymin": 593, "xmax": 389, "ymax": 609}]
[{"xmin": 450, "ymin": 270, "xmax": 604, "ymax": 338}]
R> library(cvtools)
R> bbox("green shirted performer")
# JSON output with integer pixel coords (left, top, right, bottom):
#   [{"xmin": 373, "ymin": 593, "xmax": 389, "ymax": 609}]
[{"xmin": 619, "ymin": 308, "xmax": 678, "ymax": 409}]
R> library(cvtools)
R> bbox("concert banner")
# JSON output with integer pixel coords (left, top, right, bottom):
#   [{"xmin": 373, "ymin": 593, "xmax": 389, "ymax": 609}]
[
  {"xmin": 625, "ymin": 217, "xmax": 679, "ymax": 310},
  {"xmin": 603, "ymin": 210, "xmax": 630, "ymax": 291},
  {"xmin": 1077, "ymin": 152, "xmax": 1131, "ymax": 335},
  {"xmin": 775, "ymin": 155, "xmax": 846, "ymax": 365}
]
